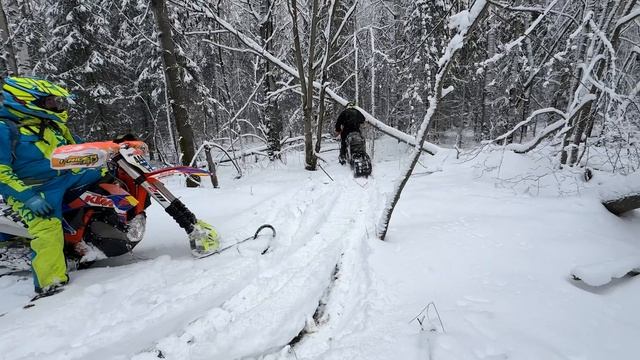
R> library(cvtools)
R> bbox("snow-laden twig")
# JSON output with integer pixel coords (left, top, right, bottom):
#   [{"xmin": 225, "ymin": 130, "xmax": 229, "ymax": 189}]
[
  {"xmin": 521, "ymin": 16, "xmax": 579, "ymax": 90},
  {"xmin": 217, "ymin": 74, "xmax": 266, "ymax": 135},
  {"xmin": 317, "ymin": 164, "xmax": 334, "ymax": 181},
  {"xmin": 588, "ymin": 18, "xmax": 617, "ymax": 78},
  {"xmin": 201, "ymin": 39, "xmax": 257, "ymax": 54},
  {"xmin": 486, "ymin": 0, "xmax": 580, "ymax": 25},
  {"xmin": 409, "ymin": 301, "xmax": 446, "ymax": 333},
  {"xmin": 505, "ymin": 94, "xmax": 597, "ymax": 154},
  {"xmin": 477, "ymin": 0, "xmax": 559, "ymax": 68},
  {"xmin": 491, "ymin": 108, "xmax": 567, "ymax": 144},
  {"xmin": 190, "ymin": 141, "xmax": 243, "ymax": 178},
  {"xmin": 615, "ymin": 7, "xmax": 640, "ymax": 30},
  {"xmin": 330, "ymin": 0, "xmax": 358, "ymax": 47}
]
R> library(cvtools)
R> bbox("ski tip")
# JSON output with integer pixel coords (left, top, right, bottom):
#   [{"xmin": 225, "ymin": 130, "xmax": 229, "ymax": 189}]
[
  {"xmin": 254, "ymin": 224, "xmax": 276, "ymax": 239},
  {"xmin": 192, "ymin": 224, "xmax": 276, "ymax": 260}
]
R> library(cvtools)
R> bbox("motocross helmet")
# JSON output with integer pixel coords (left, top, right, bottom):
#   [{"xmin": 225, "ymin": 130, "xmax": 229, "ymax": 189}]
[{"xmin": 1, "ymin": 76, "xmax": 72, "ymax": 123}]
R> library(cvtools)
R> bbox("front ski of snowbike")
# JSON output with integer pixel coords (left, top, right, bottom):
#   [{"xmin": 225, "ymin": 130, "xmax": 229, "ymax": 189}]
[{"xmin": 110, "ymin": 146, "xmax": 220, "ymax": 256}]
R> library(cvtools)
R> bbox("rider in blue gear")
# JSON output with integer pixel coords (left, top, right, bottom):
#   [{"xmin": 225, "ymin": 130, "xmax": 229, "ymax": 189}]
[{"xmin": 0, "ymin": 76, "xmax": 103, "ymax": 295}]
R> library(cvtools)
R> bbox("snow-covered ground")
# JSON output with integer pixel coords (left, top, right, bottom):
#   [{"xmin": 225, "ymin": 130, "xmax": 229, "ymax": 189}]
[{"xmin": 1, "ymin": 137, "xmax": 639, "ymax": 360}]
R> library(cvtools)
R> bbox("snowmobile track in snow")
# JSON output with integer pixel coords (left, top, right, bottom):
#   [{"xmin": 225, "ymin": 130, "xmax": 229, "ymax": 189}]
[
  {"xmin": 0, "ymin": 173, "xmax": 379, "ymax": 360},
  {"xmin": 135, "ymin": 176, "xmax": 377, "ymax": 359}
]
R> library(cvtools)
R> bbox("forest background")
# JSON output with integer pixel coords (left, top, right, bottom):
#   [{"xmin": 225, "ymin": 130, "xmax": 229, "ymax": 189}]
[{"xmin": 0, "ymin": 0, "xmax": 638, "ymax": 178}]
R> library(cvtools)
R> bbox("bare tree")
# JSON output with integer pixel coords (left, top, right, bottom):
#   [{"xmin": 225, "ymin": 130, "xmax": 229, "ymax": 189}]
[
  {"xmin": 256, "ymin": 0, "xmax": 282, "ymax": 160},
  {"xmin": 288, "ymin": 0, "xmax": 322, "ymax": 170},
  {"xmin": 151, "ymin": 0, "xmax": 197, "ymax": 185}
]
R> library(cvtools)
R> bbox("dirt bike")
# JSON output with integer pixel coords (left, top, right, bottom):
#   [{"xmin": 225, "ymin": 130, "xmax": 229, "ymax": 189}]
[
  {"xmin": 345, "ymin": 132, "xmax": 372, "ymax": 178},
  {"xmin": 0, "ymin": 140, "xmax": 272, "ymax": 272}
]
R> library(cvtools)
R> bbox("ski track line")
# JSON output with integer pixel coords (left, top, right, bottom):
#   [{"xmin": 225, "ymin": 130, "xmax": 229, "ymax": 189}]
[
  {"xmin": 0, "ymin": 254, "xmax": 264, "ymax": 360},
  {"xmin": 131, "ymin": 176, "xmax": 372, "ymax": 359},
  {"xmin": 214, "ymin": 175, "xmax": 336, "ymax": 249},
  {"xmin": 206, "ymin": 179, "xmax": 306, "ymax": 229},
  {"xmin": 0, "ymin": 174, "xmax": 353, "ymax": 360},
  {"xmin": 282, "ymin": 177, "xmax": 383, "ymax": 360},
  {"xmin": 0, "ymin": 177, "xmax": 336, "ymax": 360}
]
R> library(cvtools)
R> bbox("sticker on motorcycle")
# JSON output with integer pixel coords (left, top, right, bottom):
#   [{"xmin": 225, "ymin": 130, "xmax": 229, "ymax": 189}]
[
  {"xmin": 51, "ymin": 141, "xmax": 149, "ymax": 170},
  {"xmin": 79, "ymin": 191, "xmax": 137, "ymax": 213},
  {"xmin": 51, "ymin": 150, "xmax": 108, "ymax": 169},
  {"xmin": 53, "ymin": 153, "xmax": 101, "ymax": 167},
  {"xmin": 81, "ymin": 193, "xmax": 115, "ymax": 208}
]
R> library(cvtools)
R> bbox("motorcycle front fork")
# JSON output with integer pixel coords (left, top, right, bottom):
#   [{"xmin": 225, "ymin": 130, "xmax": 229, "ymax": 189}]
[{"xmin": 116, "ymin": 157, "xmax": 199, "ymax": 233}]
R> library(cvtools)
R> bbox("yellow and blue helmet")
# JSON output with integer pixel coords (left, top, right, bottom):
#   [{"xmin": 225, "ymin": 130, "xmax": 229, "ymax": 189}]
[{"xmin": 1, "ymin": 76, "xmax": 73, "ymax": 123}]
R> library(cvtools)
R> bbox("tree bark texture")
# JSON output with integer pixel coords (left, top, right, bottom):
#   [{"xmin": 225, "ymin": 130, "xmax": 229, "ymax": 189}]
[
  {"xmin": 288, "ymin": 0, "xmax": 314, "ymax": 170},
  {"xmin": 0, "ymin": 0, "xmax": 18, "ymax": 76},
  {"xmin": 603, "ymin": 194, "xmax": 640, "ymax": 216},
  {"xmin": 303, "ymin": 0, "xmax": 321, "ymax": 170},
  {"xmin": 151, "ymin": 0, "xmax": 197, "ymax": 186},
  {"xmin": 259, "ymin": 0, "xmax": 282, "ymax": 160}
]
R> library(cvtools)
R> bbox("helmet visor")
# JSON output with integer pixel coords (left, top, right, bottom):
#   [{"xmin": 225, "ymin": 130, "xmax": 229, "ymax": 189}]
[{"xmin": 38, "ymin": 95, "xmax": 70, "ymax": 113}]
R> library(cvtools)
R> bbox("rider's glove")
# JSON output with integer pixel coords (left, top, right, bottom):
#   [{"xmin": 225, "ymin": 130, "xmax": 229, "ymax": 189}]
[{"xmin": 24, "ymin": 195, "xmax": 54, "ymax": 217}]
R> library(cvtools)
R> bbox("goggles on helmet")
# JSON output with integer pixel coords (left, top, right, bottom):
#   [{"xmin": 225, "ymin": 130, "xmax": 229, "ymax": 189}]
[{"xmin": 36, "ymin": 95, "xmax": 71, "ymax": 113}]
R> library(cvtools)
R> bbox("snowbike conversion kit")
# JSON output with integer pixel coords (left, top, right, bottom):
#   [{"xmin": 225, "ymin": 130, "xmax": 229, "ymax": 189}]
[
  {"xmin": 345, "ymin": 132, "xmax": 372, "ymax": 178},
  {"xmin": 195, "ymin": 224, "xmax": 276, "ymax": 259},
  {"xmin": 0, "ymin": 140, "xmax": 275, "ymax": 270}
]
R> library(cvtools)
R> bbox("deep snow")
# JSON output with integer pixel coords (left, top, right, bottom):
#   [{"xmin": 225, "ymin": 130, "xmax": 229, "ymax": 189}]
[{"xmin": 1, "ymin": 137, "xmax": 639, "ymax": 360}]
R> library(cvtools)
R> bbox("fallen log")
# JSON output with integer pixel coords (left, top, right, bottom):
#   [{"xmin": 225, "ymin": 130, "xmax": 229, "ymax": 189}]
[{"xmin": 603, "ymin": 193, "xmax": 640, "ymax": 216}]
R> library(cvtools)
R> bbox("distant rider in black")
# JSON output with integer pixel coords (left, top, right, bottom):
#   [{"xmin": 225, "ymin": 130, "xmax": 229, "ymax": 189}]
[{"xmin": 334, "ymin": 102, "xmax": 365, "ymax": 164}]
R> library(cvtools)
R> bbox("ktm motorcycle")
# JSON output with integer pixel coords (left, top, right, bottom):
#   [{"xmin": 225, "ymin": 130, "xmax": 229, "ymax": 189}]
[{"xmin": 0, "ymin": 140, "xmax": 222, "ymax": 271}]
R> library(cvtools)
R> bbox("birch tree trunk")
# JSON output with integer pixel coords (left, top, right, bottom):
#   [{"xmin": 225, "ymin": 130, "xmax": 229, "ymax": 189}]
[{"xmin": 151, "ymin": 0, "xmax": 197, "ymax": 186}]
